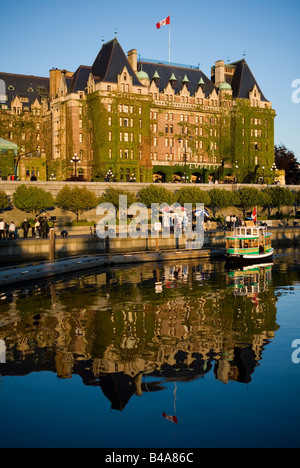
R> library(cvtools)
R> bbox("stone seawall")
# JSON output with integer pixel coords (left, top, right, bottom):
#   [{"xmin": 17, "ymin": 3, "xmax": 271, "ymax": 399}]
[
  {"xmin": 1, "ymin": 180, "xmax": 300, "ymax": 197},
  {"xmin": 0, "ymin": 227, "xmax": 299, "ymax": 264}
]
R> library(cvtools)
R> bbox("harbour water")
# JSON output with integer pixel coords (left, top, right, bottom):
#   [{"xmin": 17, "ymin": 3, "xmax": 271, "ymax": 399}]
[{"xmin": 0, "ymin": 249, "xmax": 299, "ymax": 448}]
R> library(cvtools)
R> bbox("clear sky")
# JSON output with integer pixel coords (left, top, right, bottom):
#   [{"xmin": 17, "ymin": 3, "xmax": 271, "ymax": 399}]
[{"xmin": 1, "ymin": 0, "xmax": 299, "ymax": 160}]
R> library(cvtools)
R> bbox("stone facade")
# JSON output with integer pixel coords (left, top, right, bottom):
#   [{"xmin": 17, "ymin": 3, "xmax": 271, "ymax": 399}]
[{"xmin": 0, "ymin": 39, "xmax": 276, "ymax": 184}]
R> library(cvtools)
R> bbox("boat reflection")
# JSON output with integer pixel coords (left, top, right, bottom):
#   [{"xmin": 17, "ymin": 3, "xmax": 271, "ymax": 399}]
[
  {"xmin": 226, "ymin": 263, "xmax": 273, "ymax": 298},
  {"xmin": 0, "ymin": 260, "xmax": 281, "ymax": 412}
]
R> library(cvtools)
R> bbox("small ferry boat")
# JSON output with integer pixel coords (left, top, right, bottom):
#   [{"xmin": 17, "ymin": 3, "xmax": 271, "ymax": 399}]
[{"xmin": 225, "ymin": 224, "xmax": 274, "ymax": 266}]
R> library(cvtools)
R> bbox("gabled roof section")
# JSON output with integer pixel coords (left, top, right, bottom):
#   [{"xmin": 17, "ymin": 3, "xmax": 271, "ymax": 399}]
[
  {"xmin": 138, "ymin": 61, "xmax": 216, "ymax": 97},
  {"xmin": 92, "ymin": 39, "xmax": 141, "ymax": 86},
  {"xmin": 67, "ymin": 65, "xmax": 92, "ymax": 94},
  {"xmin": 230, "ymin": 59, "xmax": 269, "ymax": 102},
  {"xmin": 0, "ymin": 72, "xmax": 49, "ymax": 107}
]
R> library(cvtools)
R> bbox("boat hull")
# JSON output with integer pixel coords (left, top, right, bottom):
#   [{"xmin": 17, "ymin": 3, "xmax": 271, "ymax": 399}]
[{"xmin": 225, "ymin": 249, "xmax": 274, "ymax": 267}]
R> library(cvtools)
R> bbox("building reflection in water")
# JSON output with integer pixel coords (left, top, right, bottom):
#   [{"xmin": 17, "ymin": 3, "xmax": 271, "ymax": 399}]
[{"xmin": 0, "ymin": 260, "xmax": 281, "ymax": 411}]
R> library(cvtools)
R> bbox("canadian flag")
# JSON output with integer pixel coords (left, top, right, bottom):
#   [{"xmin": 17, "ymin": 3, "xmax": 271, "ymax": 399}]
[
  {"xmin": 156, "ymin": 16, "xmax": 170, "ymax": 29},
  {"xmin": 252, "ymin": 207, "xmax": 257, "ymax": 224},
  {"xmin": 162, "ymin": 412, "xmax": 178, "ymax": 424}
]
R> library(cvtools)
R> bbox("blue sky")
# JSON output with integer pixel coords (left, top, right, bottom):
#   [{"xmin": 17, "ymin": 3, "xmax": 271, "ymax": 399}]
[{"xmin": 1, "ymin": 0, "xmax": 300, "ymax": 160}]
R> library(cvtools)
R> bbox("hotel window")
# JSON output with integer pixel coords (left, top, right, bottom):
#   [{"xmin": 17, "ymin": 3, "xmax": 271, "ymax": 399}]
[
  {"xmin": 108, "ymin": 104, "xmax": 112, "ymax": 112},
  {"xmin": 120, "ymin": 149, "xmax": 123, "ymax": 158},
  {"xmin": 154, "ymin": 137, "xmax": 158, "ymax": 147},
  {"xmin": 124, "ymin": 133, "xmax": 129, "ymax": 142},
  {"xmin": 131, "ymin": 133, "xmax": 134, "ymax": 142},
  {"xmin": 153, "ymin": 123, "xmax": 157, "ymax": 132},
  {"xmin": 21, "ymin": 133, "xmax": 25, "ymax": 140},
  {"xmin": 170, "ymin": 125, "xmax": 173, "ymax": 134},
  {"xmin": 139, "ymin": 134, "xmax": 142, "ymax": 143},
  {"xmin": 165, "ymin": 125, "xmax": 169, "ymax": 133},
  {"xmin": 124, "ymin": 118, "xmax": 129, "ymax": 127},
  {"xmin": 108, "ymin": 117, "xmax": 112, "ymax": 126},
  {"xmin": 124, "ymin": 149, "xmax": 129, "ymax": 159},
  {"xmin": 139, "ymin": 107, "xmax": 142, "ymax": 115},
  {"xmin": 109, "ymin": 132, "xmax": 112, "ymax": 141},
  {"xmin": 109, "ymin": 149, "xmax": 112, "ymax": 159},
  {"xmin": 120, "ymin": 132, "xmax": 123, "ymax": 142},
  {"xmin": 79, "ymin": 133, "xmax": 83, "ymax": 143},
  {"xmin": 119, "ymin": 118, "xmax": 122, "ymax": 126},
  {"xmin": 139, "ymin": 119, "xmax": 142, "ymax": 128},
  {"xmin": 165, "ymin": 138, "xmax": 169, "ymax": 147}
]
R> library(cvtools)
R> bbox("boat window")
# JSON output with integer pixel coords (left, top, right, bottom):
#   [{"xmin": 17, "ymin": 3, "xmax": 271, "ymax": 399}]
[
  {"xmin": 241, "ymin": 228, "xmax": 246, "ymax": 236},
  {"xmin": 253, "ymin": 229, "xmax": 258, "ymax": 236},
  {"xmin": 247, "ymin": 229, "xmax": 252, "ymax": 236}
]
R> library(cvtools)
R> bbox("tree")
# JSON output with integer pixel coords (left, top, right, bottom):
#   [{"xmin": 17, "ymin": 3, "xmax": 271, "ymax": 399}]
[
  {"xmin": 208, "ymin": 188, "xmax": 231, "ymax": 218},
  {"xmin": 0, "ymin": 191, "xmax": 11, "ymax": 213},
  {"xmin": 176, "ymin": 187, "xmax": 211, "ymax": 209},
  {"xmin": 98, "ymin": 188, "xmax": 136, "ymax": 210},
  {"xmin": 292, "ymin": 190, "xmax": 300, "ymax": 217},
  {"xmin": 275, "ymin": 145, "xmax": 300, "ymax": 185},
  {"xmin": 56, "ymin": 186, "xmax": 99, "ymax": 220},
  {"xmin": 236, "ymin": 187, "xmax": 264, "ymax": 217},
  {"xmin": 267, "ymin": 186, "xmax": 295, "ymax": 216},
  {"xmin": 138, "ymin": 185, "xmax": 177, "ymax": 208},
  {"xmin": 13, "ymin": 185, "xmax": 55, "ymax": 217}
]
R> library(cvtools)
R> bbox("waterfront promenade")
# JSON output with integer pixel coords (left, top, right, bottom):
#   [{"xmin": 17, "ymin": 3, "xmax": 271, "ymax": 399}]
[{"xmin": 0, "ymin": 224, "xmax": 299, "ymax": 264}]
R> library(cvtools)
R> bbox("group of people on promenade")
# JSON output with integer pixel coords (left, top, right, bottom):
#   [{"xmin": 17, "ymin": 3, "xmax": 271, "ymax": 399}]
[
  {"xmin": 0, "ymin": 215, "xmax": 50, "ymax": 240},
  {"xmin": 225, "ymin": 215, "xmax": 244, "ymax": 230},
  {"xmin": 0, "ymin": 219, "xmax": 17, "ymax": 240}
]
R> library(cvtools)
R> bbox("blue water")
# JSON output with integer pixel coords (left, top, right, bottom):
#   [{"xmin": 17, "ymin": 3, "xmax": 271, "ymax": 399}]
[{"xmin": 0, "ymin": 251, "xmax": 299, "ymax": 448}]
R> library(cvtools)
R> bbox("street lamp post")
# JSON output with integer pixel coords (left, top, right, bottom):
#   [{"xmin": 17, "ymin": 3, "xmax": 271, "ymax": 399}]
[
  {"xmin": 70, "ymin": 154, "xmax": 81, "ymax": 181},
  {"xmin": 178, "ymin": 135, "xmax": 192, "ymax": 183},
  {"xmin": 271, "ymin": 163, "xmax": 277, "ymax": 184},
  {"xmin": 105, "ymin": 169, "xmax": 114, "ymax": 182},
  {"xmin": 235, "ymin": 161, "xmax": 239, "ymax": 184}
]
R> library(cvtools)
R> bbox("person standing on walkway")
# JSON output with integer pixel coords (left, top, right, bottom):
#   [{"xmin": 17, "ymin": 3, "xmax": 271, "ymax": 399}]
[
  {"xmin": 9, "ymin": 222, "xmax": 16, "ymax": 240},
  {"xmin": 34, "ymin": 219, "xmax": 40, "ymax": 238},
  {"xmin": 21, "ymin": 219, "xmax": 30, "ymax": 239},
  {"xmin": 0, "ymin": 219, "xmax": 5, "ymax": 241}
]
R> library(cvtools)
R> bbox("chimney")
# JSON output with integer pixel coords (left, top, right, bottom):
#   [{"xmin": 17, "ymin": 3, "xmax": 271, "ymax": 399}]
[
  {"xmin": 127, "ymin": 49, "xmax": 138, "ymax": 73},
  {"xmin": 214, "ymin": 60, "xmax": 225, "ymax": 88},
  {"xmin": 49, "ymin": 68, "xmax": 62, "ymax": 98}
]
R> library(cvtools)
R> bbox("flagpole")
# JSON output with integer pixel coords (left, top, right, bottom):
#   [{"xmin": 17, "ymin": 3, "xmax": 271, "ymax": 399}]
[{"xmin": 169, "ymin": 15, "xmax": 171, "ymax": 65}]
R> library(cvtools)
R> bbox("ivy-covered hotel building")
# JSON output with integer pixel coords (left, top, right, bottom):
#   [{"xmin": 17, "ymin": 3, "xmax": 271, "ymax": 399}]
[{"xmin": 0, "ymin": 38, "xmax": 276, "ymax": 183}]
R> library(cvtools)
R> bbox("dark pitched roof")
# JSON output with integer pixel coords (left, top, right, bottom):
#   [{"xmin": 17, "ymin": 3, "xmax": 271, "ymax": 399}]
[
  {"xmin": 138, "ymin": 61, "xmax": 216, "ymax": 98},
  {"xmin": 67, "ymin": 65, "xmax": 92, "ymax": 94},
  {"xmin": 229, "ymin": 59, "xmax": 269, "ymax": 102},
  {"xmin": 92, "ymin": 39, "xmax": 141, "ymax": 86},
  {"xmin": 0, "ymin": 72, "xmax": 49, "ymax": 107}
]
